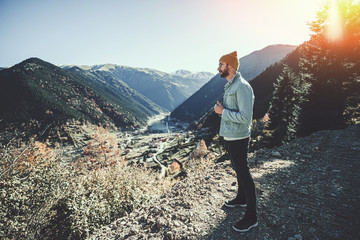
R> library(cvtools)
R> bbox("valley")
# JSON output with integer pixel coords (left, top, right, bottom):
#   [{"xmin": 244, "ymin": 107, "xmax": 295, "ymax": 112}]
[
  {"xmin": 56, "ymin": 114, "xmax": 209, "ymax": 178},
  {"xmin": 117, "ymin": 115, "xmax": 195, "ymax": 167}
]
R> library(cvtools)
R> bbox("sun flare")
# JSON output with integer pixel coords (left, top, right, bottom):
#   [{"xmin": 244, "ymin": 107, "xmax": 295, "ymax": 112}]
[{"xmin": 326, "ymin": 0, "xmax": 344, "ymax": 41}]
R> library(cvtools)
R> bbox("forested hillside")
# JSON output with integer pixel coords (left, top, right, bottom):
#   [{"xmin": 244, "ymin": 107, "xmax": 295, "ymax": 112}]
[
  {"xmin": 0, "ymin": 58, "xmax": 163, "ymax": 132},
  {"xmin": 262, "ymin": 0, "xmax": 360, "ymax": 146},
  {"xmin": 250, "ymin": 47, "xmax": 303, "ymax": 119},
  {"xmin": 64, "ymin": 65, "xmax": 166, "ymax": 116},
  {"xmin": 64, "ymin": 64, "xmax": 211, "ymax": 111},
  {"xmin": 170, "ymin": 45, "xmax": 297, "ymax": 122},
  {"xmin": 239, "ymin": 44, "xmax": 297, "ymax": 81}
]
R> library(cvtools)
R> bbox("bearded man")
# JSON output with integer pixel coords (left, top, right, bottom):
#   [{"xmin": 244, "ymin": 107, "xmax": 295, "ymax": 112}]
[{"xmin": 214, "ymin": 51, "xmax": 257, "ymax": 232}]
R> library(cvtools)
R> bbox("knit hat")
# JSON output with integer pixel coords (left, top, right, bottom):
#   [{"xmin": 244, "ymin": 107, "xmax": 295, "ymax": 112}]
[{"xmin": 219, "ymin": 51, "xmax": 239, "ymax": 71}]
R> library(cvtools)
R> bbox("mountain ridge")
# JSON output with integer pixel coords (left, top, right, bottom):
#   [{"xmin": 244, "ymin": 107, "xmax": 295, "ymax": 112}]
[
  {"xmin": 171, "ymin": 69, "xmax": 215, "ymax": 81},
  {"xmin": 170, "ymin": 44, "xmax": 298, "ymax": 122},
  {"xmin": 240, "ymin": 44, "xmax": 297, "ymax": 81},
  {"xmin": 63, "ymin": 64, "xmax": 212, "ymax": 111},
  {"xmin": 0, "ymin": 58, "xmax": 163, "ymax": 131}
]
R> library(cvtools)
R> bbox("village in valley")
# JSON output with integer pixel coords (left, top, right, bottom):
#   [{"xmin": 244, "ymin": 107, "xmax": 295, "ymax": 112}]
[
  {"xmin": 116, "ymin": 115, "xmax": 218, "ymax": 178},
  {"xmin": 54, "ymin": 114, "xmax": 218, "ymax": 179}
]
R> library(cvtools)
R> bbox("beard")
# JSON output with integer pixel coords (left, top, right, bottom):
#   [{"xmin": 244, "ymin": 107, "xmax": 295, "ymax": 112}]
[{"xmin": 219, "ymin": 68, "xmax": 229, "ymax": 78}]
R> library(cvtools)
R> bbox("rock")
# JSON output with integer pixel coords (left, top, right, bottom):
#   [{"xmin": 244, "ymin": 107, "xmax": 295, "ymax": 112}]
[
  {"xmin": 271, "ymin": 151, "xmax": 282, "ymax": 157},
  {"xmin": 127, "ymin": 230, "xmax": 137, "ymax": 236},
  {"xmin": 294, "ymin": 234, "xmax": 303, "ymax": 240},
  {"xmin": 173, "ymin": 220, "xmax": 181, "ymax": 227},
  {"xmin": 155, "ymin": 218, "xmax": 167, "ymax": 230},
  {"xmin": 166, "ymin": 231, "xmax": 174, "ymax": 239}
]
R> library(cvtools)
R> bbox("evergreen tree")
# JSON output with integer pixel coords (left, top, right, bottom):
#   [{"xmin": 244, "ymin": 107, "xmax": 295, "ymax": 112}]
[
  {"xmin": 299, "ymin": 0, "xmax": 360, "ymax": 134},
  {"xmin": 266, "ymin": 65, "xmax": 308, "ymax": 146}
]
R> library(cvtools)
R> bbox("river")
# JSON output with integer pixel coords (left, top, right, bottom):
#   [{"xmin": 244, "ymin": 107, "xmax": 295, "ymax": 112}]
[{"xmin": 146, "ymin": 114, "xmax": 178, "ymax": 133}]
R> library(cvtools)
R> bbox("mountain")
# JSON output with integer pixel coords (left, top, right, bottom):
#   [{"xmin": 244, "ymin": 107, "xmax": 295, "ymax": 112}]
[
  {"xmin": 170, "ymin": 45, "xmax": 298, "ymax": 122},
  {"xmin": 239, "ymin": 44, "xmax": 297, "ymax": 81},
  {"xmin": 64, "ymin": 65, "xmax": 166, "ymax": 114},
  {"xmin": 172, "ymin": 69, "xmax": 214, "ymax": 82},
  {"xmin": 170, "ymin": 74, "xmax": 223, "ymax": 122},
  {"xmin": 250, "ymin": 47, "xmax": 302, "ymax": 119},
  {"xmin": 63, "ymin": 65, "xmax": 211, "ymax": 111},
  {"xmin": 0, "ymin": 58, "xmax": 163, "ymax": 130},
  {"xmin": 171, "ymin": 69, "xmax": 192, "ymax": 77}
]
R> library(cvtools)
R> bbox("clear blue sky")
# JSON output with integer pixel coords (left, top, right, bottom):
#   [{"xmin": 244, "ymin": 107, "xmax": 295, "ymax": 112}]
[{"xmin": 0, "ymin": 0, "xmax": 322, "ymax": 74}]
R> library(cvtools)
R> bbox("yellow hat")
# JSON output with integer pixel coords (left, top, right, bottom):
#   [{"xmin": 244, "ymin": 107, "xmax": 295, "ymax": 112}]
[{"xmin": 219, "ymin": 51, "xmax": 239, "ymax": 70}]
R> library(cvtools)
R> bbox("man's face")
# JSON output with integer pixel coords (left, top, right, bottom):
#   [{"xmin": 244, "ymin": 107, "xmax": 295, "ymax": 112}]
[{"xmin": 218, "ymin": 61, "xmax": 229, "ymax": 78}]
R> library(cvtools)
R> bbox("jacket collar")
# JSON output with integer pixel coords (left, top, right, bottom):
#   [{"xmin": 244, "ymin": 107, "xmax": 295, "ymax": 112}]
[{"xmin": 225, "ymin": 72, "xmax": 240, "ymax": 87}]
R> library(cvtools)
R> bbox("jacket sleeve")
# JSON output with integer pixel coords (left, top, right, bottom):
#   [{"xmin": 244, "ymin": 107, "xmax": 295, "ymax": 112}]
[{"xmin": 221, "ymin": 84, "xmax": 254, "ymax": 124}]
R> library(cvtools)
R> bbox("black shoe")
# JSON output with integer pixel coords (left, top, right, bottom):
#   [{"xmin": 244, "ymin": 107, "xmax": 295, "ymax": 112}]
[
  {"xmin": 224, "ymin": 198, "xmax": 247, "ymax": 208},
  {"xmin": 233, "ymin": 214, "xmax": 258, "ymax": 233}
]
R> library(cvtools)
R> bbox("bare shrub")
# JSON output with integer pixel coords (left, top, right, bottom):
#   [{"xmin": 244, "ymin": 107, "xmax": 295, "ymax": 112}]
[
  {"xmin": 0, "ymin": 141, "xmax": 69, "ymax": 239},
  {"xmin": 64, "ymin": 126, "xmax": 175, "ymax": 238},
  {"xmin": 0, "ymin": 126, "xmax": 175, "ymax": 239}
]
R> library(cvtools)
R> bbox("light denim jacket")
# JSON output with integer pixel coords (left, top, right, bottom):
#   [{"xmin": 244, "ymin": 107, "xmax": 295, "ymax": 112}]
[{"xmin": 219, "ymin": 72, "xmax": 254, "ymax": 138}]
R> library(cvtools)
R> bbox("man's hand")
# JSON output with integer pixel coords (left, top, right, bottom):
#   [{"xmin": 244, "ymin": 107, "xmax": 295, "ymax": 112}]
[{"xmin": 214, "ymin": 101, "xmax": 224, "ymax": 115}]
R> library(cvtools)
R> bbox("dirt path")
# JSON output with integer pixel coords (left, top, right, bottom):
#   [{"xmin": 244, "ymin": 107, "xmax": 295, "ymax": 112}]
[{"xmin": 90, "ymin": 124, "xmax": 360, "ymax": 240}]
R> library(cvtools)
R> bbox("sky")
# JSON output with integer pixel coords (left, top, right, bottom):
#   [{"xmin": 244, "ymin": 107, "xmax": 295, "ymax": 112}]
[{"xmin": 0, "ymin": 0, "xmax": 324, "ymax": 74}]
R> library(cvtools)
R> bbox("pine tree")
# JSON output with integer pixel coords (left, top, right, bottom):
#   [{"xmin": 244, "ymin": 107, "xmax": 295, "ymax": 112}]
[
  {"xmin": 299, "ymin": 0, "xmax": 360, "ymax": 134},
  {"xmin": 266, "ymin": 65, "xmax": 308, "ymax": 146}
]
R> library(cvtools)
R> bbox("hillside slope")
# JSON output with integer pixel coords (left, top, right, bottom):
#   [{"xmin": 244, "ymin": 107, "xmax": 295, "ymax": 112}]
[
  {"xmin": 64, "ymin": 66, "xmax": 166, "ymax": 115},
  {"xmin": 170, "ymin": 74, "xmax": 224, "ymax": 122},
  {"xmin": 0, "ymin": 58, "xmax": 162, "ymax": 130},
  {"xmin": 170, "ymin": 45, "xmax": 299, "ymax": 122},
  {"xmin": 250, "ymin": 46, "xmax": 303, "ymax": 119},
  {"xmin": 64, "ymin": 64, "xmax": 211, "ymax": 111},
  {"xmin": 240, "ymin": 44, "xmax": 297, "ymax": 81},
  {"xmin": 91, "ymin": 124, "xmax": 360, "ymax": 239}
]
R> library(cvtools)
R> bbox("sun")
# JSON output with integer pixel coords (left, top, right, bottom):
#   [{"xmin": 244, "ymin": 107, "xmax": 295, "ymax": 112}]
[{"xmin": 326, "ymin": 0, "xmax": 344, "ymax": 41}]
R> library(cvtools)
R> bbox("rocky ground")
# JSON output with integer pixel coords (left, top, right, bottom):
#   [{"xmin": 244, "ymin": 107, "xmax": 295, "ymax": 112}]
[{"xmin": 89, "ymin": 124, "xmax": 360, "ymax": 240}]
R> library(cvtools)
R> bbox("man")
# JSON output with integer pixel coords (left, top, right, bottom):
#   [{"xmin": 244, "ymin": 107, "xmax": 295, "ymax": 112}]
[{"xmin": 214, "ymin": 51, "xmax": 257, "ymax": 232}]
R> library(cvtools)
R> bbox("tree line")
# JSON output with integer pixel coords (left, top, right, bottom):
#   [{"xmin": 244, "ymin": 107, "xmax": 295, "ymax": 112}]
[{"xmin": 263, "ymin": 0, "xmax": 360, "ymax": 147}]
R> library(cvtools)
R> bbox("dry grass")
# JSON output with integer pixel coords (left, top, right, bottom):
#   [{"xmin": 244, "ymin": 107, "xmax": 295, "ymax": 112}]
[{"xmin": 0, "ymin": 126, "xmax": 175, "ymax": 239}]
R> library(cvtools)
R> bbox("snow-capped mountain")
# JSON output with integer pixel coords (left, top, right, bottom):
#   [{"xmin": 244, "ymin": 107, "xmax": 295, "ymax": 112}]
[
  {"xmin": 171, "ymin": 69, "xmax": 192, "ymax": 77},
  {"xmin": 172, "ymin": 69, "xmax": 214, "ymax": 82}
]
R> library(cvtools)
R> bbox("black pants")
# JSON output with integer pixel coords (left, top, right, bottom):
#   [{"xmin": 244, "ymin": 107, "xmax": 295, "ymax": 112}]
[{"xmin": 225, "ymin": 138, "xmax": 256, "ymax": 214}]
